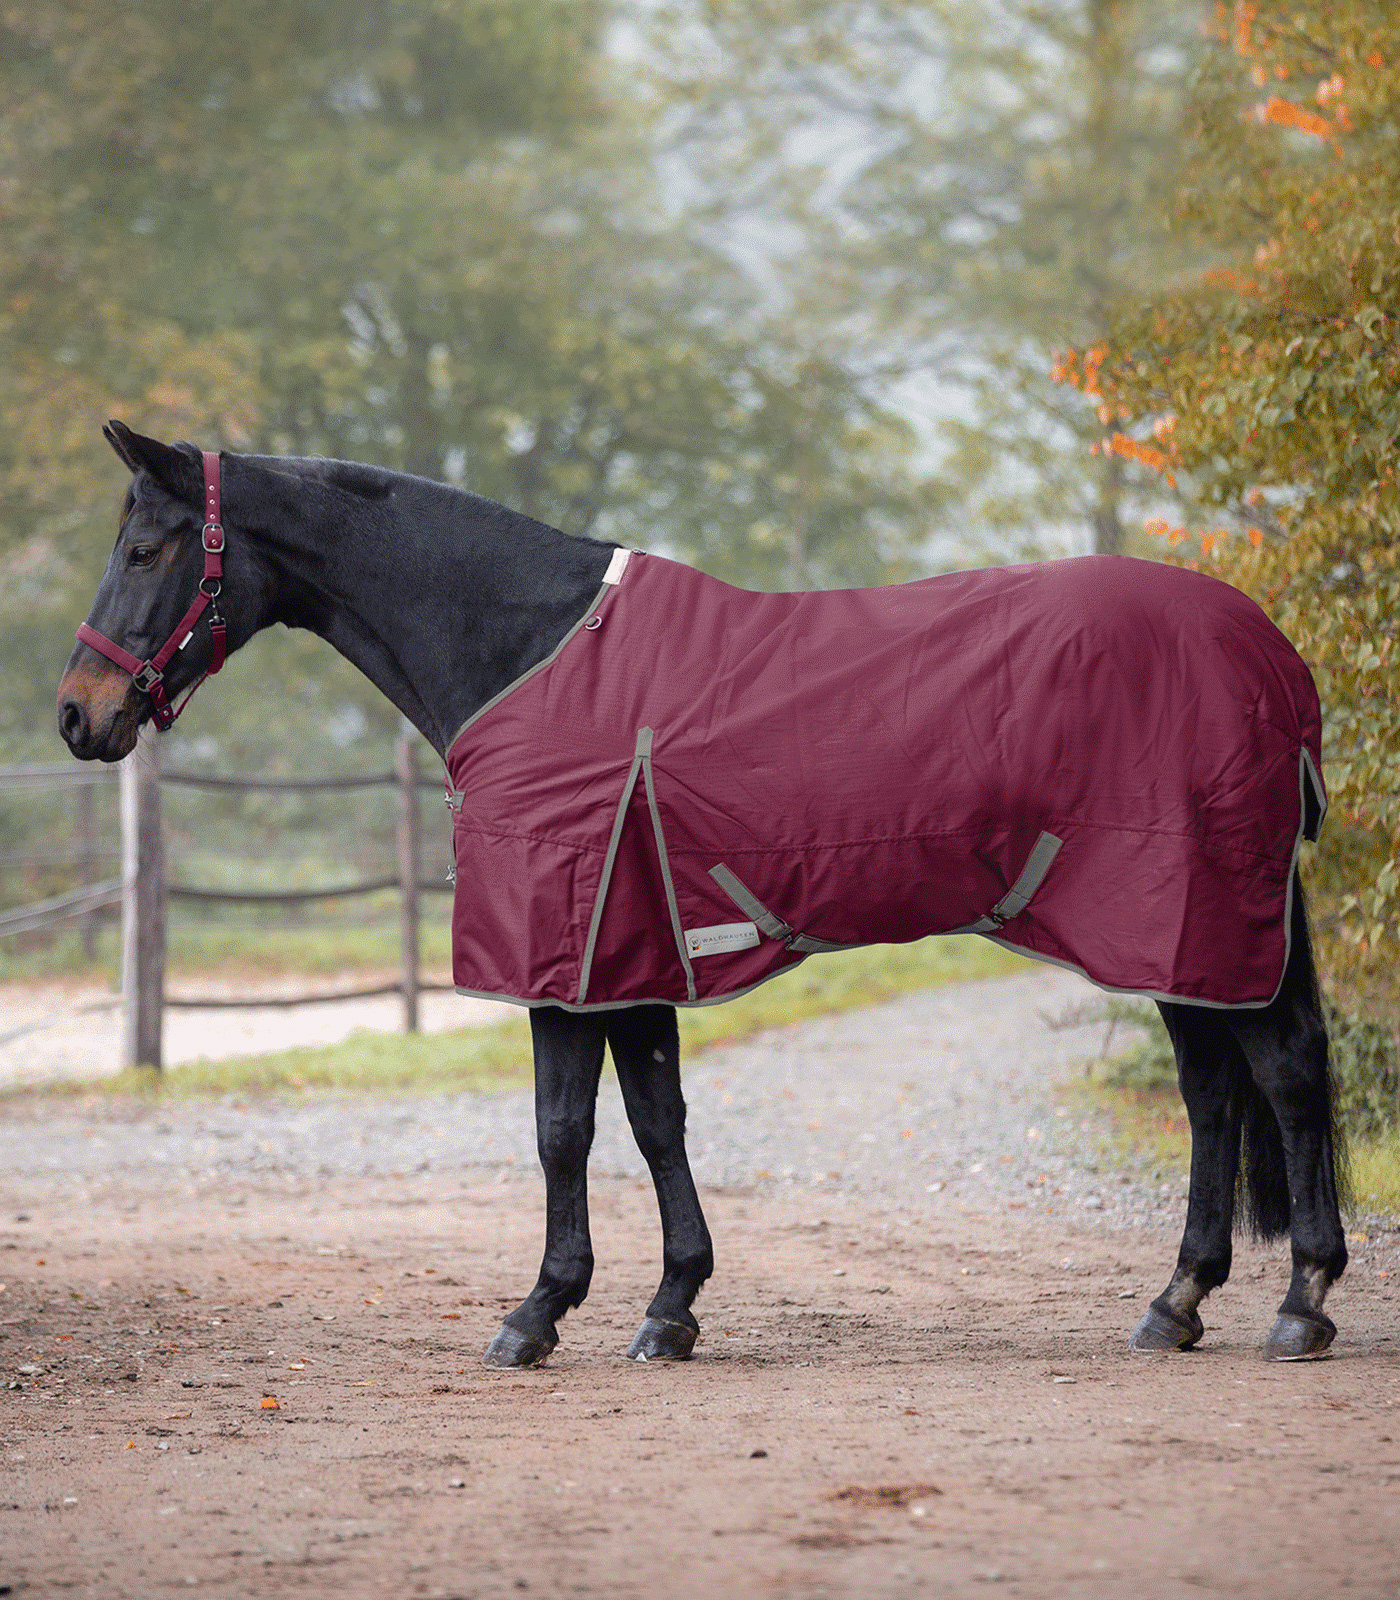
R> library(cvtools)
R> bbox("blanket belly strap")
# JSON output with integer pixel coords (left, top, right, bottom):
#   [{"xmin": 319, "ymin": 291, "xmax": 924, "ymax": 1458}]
[
  {"xmin": 707, "ymin": 864, "xmax": 864, "ymax": 954},
  {"xmin": 944, "ymin": 831, "xmax": 1064, "ymax": 935},
  {"xmin": 709, "ymin": 829, "xmax": 1064, "ymax": 953}
]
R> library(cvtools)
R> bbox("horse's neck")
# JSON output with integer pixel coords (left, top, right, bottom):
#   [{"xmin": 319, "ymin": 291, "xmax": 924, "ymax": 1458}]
[{"xmin": 239, "ymin": 459, "xmax": 615, "ymax": 758}]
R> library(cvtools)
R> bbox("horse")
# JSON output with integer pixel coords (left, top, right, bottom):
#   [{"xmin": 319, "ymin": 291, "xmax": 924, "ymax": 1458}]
[{"xmin": 57, "ymin": 422, "xmax": 1349, "ymax": 1366}]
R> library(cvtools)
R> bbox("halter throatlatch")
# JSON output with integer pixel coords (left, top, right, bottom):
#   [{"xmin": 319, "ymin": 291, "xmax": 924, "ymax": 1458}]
[{"xmin": 77, "ymin": 450, "xmax": 228, "ymax": 732}]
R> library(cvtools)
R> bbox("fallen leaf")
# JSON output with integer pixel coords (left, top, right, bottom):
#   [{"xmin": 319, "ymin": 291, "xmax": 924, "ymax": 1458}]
[
  {"xmin": 829, "ymin": 1483, "xmax": 942, "ymax": 1509},
  {"xmin": 124, "ymin": 1440, "xmax": 136, "ymax": 1450},
  {"xmin": 259, "ymin": 1396, "xmax": 280, "ymax": 1410},
  {"xmin": 441, "ymin": 1313, "xmax": 461, "ymax": 1320},
  {"xmin": 286, "ymin": 1362, "xmax": 306, "ymax": 1371}
]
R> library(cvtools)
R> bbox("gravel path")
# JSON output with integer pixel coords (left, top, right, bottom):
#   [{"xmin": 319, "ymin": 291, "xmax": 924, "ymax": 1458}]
[
  {"xmin": 0, "ymin": 965, "xmax": 1181, "ymax": 1230},
  {"xmin": 9, "ymin": 965, "xmax": 1400, "ymax": 1600}
]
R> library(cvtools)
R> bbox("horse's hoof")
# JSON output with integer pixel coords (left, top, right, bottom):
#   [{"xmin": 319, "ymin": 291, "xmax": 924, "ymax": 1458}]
[
  {"xmin": 626, "ymin": 1316, "xmax": 697, "ymax": 1362},
  {"xmin": 483, "ymin": 1323, "xmax": 556, "ymax": 1368},
  {"xmin": 1128, "ymin": 1302, "xmax": 1203, "ymax": 1352},
  {"xmin": 1265, "ymin": 1312, "xmax": 1335, "ymax": 1361}
]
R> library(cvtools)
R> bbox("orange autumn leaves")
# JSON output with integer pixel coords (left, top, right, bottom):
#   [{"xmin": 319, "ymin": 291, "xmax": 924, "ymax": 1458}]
[
  {"xmin": 1143, "ymin": 519, "xmax": 1265, "ymax": 555},
  {"xmin": 1053, "ymin": 347, "xmax": 1270, "ymax": 555},
  {"xmin": 1230, "ymin": 0, "xmax": 1367, "ymax": 146}
]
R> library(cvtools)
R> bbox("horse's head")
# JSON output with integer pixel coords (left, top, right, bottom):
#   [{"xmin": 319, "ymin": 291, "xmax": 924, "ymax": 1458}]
[{"xmin": 57, "ymin": 422, "xmax": 225, "ymax": 762}]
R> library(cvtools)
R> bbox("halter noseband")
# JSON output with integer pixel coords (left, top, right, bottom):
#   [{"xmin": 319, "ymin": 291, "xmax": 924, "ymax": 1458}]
[{"xmin": 77, "ymin": 450, "xmax": 228, "ymax": 732}]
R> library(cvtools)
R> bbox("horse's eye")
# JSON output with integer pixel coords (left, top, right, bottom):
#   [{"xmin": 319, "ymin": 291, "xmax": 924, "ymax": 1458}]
[{"xmin": 129, "ymin": 545, "xmax": 158, "ymax": 568}]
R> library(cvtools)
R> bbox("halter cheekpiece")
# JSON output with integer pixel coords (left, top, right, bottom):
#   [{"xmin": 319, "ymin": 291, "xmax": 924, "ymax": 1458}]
[{"xmin": 76, "ymin": 449, "xmax": 228, "ymax": 731}]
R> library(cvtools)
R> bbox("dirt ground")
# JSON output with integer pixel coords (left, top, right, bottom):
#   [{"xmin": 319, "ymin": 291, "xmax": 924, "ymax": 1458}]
[{"xmin": 3, "ymin": 1154, "xmax": 1398, "ymax": 1598}]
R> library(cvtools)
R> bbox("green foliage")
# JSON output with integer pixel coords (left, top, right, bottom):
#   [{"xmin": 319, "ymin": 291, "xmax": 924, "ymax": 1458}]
[
  {"xmin": 1093, "ymin": 999, "xmax": 1179, "ymax": 1091},
  {"xmin": 1329, "ymin": 1003, "xmax": 1400, "ymax": 1140},
  {"xmin": 1, "ymin": 0, "xmax": 952, "ymax": 787},
  {"xmin": 1086, "ymin": 1, "xmax": 1400, "ymax": 979},
  {"xmin": 1081, "ymin": 993, "xmax": 1400, "ymax": 1144}
]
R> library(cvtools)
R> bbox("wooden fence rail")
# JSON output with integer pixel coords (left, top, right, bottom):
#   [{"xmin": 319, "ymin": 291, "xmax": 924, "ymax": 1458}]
[{"xmin": 1, "ymin": 726, "xmax": 452, "ymax": 1069}]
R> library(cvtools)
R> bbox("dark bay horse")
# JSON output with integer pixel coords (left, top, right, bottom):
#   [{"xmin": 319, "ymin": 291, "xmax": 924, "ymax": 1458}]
[{"xmin": 57, "ymin": 423, "xmax": 1349, "ymax": 1366}]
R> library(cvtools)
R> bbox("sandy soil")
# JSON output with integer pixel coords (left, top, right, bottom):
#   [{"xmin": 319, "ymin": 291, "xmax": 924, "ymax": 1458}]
[
  {"xmin": 0, "ymin": 976, "xmax": 513, "ymax": 1086},
  {"xmin": 2, "ymin": 976, "xmax": 1398, "ymax": 1599}
]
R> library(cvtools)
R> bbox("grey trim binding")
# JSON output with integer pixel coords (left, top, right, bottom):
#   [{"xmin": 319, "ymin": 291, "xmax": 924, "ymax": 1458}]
[
  {"xmin": 575, "ymin": 731, "xmax": 649, "ymax": 1005},
  {"xmin": 639, "ymin": 730, "xmax": 698, "ymax": 1001},
  {"xmin": 707, "ymin": 864, "xmax": 863, "ymax": 954},
  {"xmin": 444, "ymin": 548, "xmax": 635, "ymax": 757},
  {"xmin": 1301, "ymin": 747, "xmax": 1326, "ymax": 841}
]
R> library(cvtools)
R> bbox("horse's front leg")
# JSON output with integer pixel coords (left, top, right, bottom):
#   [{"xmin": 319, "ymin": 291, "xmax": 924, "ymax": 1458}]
[
  {"xmin": 606, "ymin": 1005, "xmax": 714, "ymax": 1360},
  {"xmin": 483, "ymin": 1006, "xmax": 607, "ymax": 1368}
]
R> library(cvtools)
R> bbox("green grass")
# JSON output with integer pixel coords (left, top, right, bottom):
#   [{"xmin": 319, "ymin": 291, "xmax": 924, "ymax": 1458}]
[
  {"xmin": 3, "ymin": 934, "xmax": 1031, "ymax": 1104},
  {"xmin": 0, "ymin": 905, "xmax": 455, "ymax": 987},
  {"xmin": 1348, "ymin": 1134, "xmax": 1400, "ymax": 1217},
  {"xmin": 1066, "ymin": 1043, "xmax": 1400, "ymax": 1223},
  {"xmin": 1060, "ymin": 1070, "xmax": 1193, "ymax": 1184}
]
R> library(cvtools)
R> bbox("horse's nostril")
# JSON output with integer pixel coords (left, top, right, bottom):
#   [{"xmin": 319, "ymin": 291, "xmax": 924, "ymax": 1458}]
[{"xmin": 58, "ymin": 697, "xmax": 87, "ymax": 747}]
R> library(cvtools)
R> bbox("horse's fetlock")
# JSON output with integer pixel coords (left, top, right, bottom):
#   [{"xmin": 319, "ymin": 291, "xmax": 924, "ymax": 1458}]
[{"xmin": 663, "ymin": 1244, "xmax": 713, "ymax": 1287}]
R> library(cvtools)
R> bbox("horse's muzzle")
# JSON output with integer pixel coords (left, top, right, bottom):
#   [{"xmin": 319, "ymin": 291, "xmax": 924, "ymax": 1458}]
[{"xmin": 56, "ymin": 660, "xmax": 141, "ymax": 762}]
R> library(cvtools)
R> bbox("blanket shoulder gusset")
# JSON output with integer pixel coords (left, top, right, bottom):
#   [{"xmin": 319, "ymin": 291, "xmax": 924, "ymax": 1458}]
[{"xmin": 447, "ymin": 553, "xmax": 1324, "ymax": 1010}]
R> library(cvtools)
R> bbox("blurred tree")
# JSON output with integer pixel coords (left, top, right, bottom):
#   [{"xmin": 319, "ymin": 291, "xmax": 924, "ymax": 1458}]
[
  {"xmin": 648, "ymin": 0, "xmax": 1199, "ymax": 560},
  {"xmin": 1070, "ymin": 1, "xmax": 1400, "ymax": 991},
  {"xmin": 0, "ymin": 0, "xmax": 940, "ymax": 773}
]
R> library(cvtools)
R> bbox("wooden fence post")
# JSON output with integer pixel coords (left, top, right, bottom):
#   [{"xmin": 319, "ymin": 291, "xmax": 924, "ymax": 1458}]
[
  {"xmin": 121, "ymin": 723, "xmax": 165, "ymax": 1069},
  {"xmin": 396, "ymin": 724, "xmax": 420, "ymax": 1033},
  {"xmin": 78, "ymin": 780, "xmax": 97, "ymax": 961}
]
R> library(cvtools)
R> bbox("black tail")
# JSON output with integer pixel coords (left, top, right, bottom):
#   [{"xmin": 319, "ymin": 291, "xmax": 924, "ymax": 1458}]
[{"xmin": 1235, "ymin": 871, "xmax": 1348, "ymax": 1238}]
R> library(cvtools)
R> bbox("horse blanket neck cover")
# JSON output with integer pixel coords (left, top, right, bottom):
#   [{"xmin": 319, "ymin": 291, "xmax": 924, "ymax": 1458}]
[{"xmin": 446, "ymin": 553, "xmax": 1324, "ymax": 1012}]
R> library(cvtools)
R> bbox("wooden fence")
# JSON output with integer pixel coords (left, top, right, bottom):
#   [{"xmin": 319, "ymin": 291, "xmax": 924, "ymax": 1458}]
[{"xmin": 0, "ymin": 725, "xmax": 452, "ymax": 1069}]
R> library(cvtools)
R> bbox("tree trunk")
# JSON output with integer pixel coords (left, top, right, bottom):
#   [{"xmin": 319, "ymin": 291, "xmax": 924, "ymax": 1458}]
[{"xmin": 1093, "ymin": 451, "xmax": 1126, "ymax": 556}]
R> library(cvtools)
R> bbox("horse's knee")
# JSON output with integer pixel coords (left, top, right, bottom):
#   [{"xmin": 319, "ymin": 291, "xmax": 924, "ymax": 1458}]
[
  {"xmin": 629, "ymin": 1108, "xmax": 689, "ymax": 1168},
  {"xmin": 535, "ymin": 1109, "xmax": 595, "ymax": 1173}
]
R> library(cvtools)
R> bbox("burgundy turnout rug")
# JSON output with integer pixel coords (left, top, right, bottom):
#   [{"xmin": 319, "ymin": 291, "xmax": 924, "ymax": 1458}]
[{"xmin": 446, "ymin": 553, "xmax": 1324, "ymax": 1012}]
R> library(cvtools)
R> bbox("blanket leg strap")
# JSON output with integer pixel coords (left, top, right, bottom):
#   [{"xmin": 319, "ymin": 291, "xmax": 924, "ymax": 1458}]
[{"xmin": 577, "ymin": 728, "xmax": 699, "ymax": 1005}]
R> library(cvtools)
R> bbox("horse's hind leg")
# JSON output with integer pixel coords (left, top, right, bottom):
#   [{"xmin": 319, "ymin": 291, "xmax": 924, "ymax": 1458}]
[
  {"xmin": 1227, "ymin": 984, "xmax": 1347, "ymax": 1360},
  {"xmin": 1130, "ymin": 1003, "xmax": 1244, "ymax": 1351},
  {"xmin": 606, "ymin": 1005, "xmax": 714, "ymax": 1360},
  {"xmin": 484, "ymin": 1007, "xmax": 607, "ymax": 1368}
]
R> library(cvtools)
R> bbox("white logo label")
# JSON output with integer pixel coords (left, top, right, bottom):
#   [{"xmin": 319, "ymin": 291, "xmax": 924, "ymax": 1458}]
[{"xmin": 685, "ymin": 922, "xmax": 761, "ymax": 958}]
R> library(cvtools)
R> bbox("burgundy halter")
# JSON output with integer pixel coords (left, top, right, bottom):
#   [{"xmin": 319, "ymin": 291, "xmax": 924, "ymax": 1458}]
[{"xmin": 77, "ymin": 450, "xmax": 228, "ymax": 732}]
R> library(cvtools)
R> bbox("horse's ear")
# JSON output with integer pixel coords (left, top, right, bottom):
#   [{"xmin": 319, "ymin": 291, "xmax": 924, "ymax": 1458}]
[{"xmin": 103, "ymin": 421, "xmax": 202, "ymax": 504}]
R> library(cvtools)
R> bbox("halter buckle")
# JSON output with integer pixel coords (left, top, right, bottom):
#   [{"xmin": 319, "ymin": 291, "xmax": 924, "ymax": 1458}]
[
  {"xmin": 202, "ymin": 520, "xmax": 225, "ymax": 553},
  {"xmin": 132, "ymin": 661, "xmax": 164, "ymax": 695}
]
